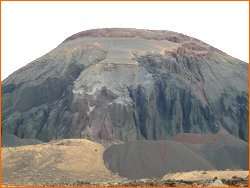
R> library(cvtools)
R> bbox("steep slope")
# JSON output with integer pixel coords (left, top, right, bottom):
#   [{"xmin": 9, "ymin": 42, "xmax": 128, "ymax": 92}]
[
  {"xmin": 2, "ymin": 28, "xmax": 248, "ymax": 142},
  {"xmin": 103, "ymin": 132, "xmax": 248, "ymax": 179}
]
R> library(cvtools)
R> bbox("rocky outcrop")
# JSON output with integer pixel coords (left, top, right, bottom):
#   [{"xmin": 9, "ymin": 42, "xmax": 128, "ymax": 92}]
[{"xmin": 2, "ymin": 28, "xmax": 248, "ymax": 142}]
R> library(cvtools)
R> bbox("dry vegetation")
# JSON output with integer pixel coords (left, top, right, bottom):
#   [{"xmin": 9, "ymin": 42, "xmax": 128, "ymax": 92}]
[
  {"xmin": 2, "ymin": 139, "xmax": 124, "ymax": 186},
  {"xmin": 2, "ymin": 138, "xmax": 248, "ymax": 186}
]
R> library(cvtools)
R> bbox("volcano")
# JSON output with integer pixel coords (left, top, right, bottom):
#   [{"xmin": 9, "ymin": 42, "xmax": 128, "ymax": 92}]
[
  {"xmin": 2, "ymin": 28, "xmax": 249, "ymax": 185},
  {"xmin": 2, "ymin": 28, "xmax": 248, "ymax": 142}
]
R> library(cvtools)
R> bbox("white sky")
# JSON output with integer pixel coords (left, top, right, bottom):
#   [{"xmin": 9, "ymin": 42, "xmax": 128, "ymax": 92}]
[{"xmin": 1, "ymin": 1, "xmax": 249, "ymax": 80}]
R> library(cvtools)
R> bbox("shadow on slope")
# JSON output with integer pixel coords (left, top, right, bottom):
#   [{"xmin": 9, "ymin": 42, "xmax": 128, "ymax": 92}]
[{"xmin": 2, "ymin": 134, "xmax": 43, "ymax": 147}]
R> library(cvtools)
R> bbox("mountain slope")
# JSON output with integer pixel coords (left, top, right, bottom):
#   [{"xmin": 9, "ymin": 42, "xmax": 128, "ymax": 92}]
[
  {"xmin": 103, "ymin": 132, "xmax": 248, "ymax": 179},
  {"xmin": 2, "ymin": 28, "xmax": 248, "ymax": 142}
]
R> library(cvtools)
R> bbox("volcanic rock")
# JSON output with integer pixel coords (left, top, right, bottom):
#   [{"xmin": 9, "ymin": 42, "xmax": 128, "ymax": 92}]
[
  {"xmin": 2, "ymin": 28, "xmax": 248, "ymax": 142},
  {"xmin": 103, "ymin": 132, "xmax": 248, "ymax": 179}
]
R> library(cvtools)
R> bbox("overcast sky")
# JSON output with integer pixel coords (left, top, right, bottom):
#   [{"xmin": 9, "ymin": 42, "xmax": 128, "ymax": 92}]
[{"xmin": 2, "ymin": 1, "xmax": 249, "ymax": 80}]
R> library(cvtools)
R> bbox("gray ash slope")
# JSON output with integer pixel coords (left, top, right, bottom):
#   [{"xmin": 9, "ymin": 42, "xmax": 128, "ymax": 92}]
[
  {"xmin": 104, "ymin": 132, "xmax": 248, "ymax": 179},
  {"xmin": 2, "ymin": 28, "xmax": 248, "ymax": 143}
]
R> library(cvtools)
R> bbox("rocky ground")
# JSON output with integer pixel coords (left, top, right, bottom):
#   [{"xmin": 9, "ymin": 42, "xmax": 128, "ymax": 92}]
[
  {"xmin": 52, "ymin": 173, "xmax": 249, "ymax": 187},
  {"xmin": 2, "ymin": 138, "xmax": 249, "ymax": 187}
]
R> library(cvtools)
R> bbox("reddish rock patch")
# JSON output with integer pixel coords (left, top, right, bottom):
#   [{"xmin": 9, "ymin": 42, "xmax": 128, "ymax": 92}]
[{"xmin": 63, "ymin": 28, "xmax": 191, "ymax": 43}]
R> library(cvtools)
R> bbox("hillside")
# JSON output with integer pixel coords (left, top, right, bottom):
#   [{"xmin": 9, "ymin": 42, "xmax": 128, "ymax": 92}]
[
  {"xmin": 2, "ymin": 28, "xmax": 248, "ymax": 142},
  {"xmin": 2, "ymin": 139, "xmax": 124, "ymax": 186},
  {"xmin": 2, "ymin": 28, "xmax": 248, "ymax": 186}
]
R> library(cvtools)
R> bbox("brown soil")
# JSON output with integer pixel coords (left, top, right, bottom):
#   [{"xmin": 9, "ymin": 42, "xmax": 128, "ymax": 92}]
[
  {"xmin": 172, "ymin": 132, "xmax": 247, "ymax": 146},
  {"xmin": 2, "ymin": 139, "xmax": 125, "ymax": 186}
]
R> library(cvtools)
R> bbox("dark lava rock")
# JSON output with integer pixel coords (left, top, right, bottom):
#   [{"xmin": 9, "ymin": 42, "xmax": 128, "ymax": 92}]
[
  {"xmin": 221, "ymin": 176, "xmax": 249, "ymax": 186},
  {"xmin": 2, "ymin": 28, "xmax": 248, "ymax": 142}
]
